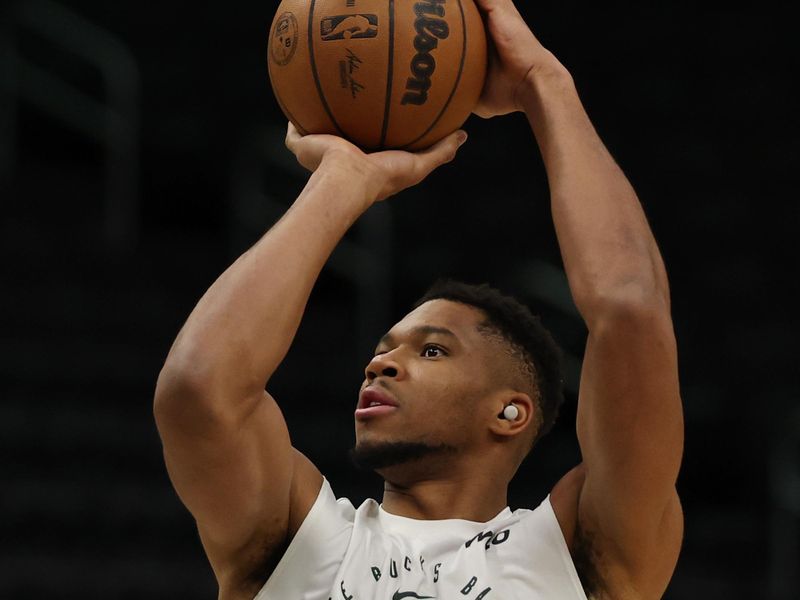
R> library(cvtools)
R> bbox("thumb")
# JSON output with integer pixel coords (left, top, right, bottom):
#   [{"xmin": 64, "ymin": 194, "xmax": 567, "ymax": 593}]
[{"xmin": 414, "ymin": 130, "xmax": 468, "ymax": 175}]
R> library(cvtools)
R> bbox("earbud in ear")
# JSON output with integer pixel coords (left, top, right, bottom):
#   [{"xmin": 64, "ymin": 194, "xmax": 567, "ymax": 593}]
[{"xmin": 502, "ymin": 404, "xmax": 519, "ymax": 420}]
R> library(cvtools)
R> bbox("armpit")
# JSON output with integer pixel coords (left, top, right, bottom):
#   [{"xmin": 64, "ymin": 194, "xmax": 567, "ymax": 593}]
[{"xmin": 572, "ymin": 522, "xmax": 606, "ymax": 600}]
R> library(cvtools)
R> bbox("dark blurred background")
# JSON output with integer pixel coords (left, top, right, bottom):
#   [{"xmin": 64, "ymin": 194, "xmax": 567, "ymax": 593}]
[{"xmin": 1, "ymin": 1, "xmax": 797, "ymax": 598}]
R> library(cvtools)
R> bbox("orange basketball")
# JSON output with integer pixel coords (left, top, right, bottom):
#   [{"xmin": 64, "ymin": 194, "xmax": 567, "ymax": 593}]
[{"xmin": 268, "ymin": 0, "xmax": 487, "ymax": 151}]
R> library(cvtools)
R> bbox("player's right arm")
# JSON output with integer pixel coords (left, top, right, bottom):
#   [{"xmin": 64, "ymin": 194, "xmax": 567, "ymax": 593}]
[{"xmin": 153, "ymin": 125, "xmax": 466, "ymax": 592}]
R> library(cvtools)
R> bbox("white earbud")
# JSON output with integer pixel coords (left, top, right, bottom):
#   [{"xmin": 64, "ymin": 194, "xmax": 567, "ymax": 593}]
[{"xmin": 502, "ymin": 404, "xmax": 519, "ymax": 420}]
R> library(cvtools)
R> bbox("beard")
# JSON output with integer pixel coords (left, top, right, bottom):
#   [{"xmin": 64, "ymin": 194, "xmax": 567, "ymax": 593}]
[{"xmin": 349, "ymin": 440, "xmax": 457, "ymax": 471}]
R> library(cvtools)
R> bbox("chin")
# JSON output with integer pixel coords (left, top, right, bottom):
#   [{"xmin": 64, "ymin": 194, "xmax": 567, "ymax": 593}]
[{"xmin": 349, "ymin": 438, "xmax": 456, "ymax": 473}]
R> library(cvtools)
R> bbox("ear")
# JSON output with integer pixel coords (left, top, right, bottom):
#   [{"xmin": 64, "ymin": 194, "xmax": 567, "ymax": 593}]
[{"xmin": 487, "ymin": 390, "xmax": 536, "ymax": 439}]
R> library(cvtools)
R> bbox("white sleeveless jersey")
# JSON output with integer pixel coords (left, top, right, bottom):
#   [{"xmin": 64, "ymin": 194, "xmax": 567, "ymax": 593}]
[{"xmin": 255, "ymin": 478, "xmax": 587, "ymax": 600}]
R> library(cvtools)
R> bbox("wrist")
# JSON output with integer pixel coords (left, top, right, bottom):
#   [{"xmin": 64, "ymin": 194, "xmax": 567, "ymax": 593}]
[
  {"xmin": 317, "ymin": 149, "xmax": 382, "ymax": 211},
  {"xmin": 519, "ymin": 64, "xmax": 577, "ymax": 118}
]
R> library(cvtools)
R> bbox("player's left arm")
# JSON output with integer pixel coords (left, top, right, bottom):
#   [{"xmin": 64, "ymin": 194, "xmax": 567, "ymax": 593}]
[
  {"xmin": 572, "ymin": 301, "xmax": 683, "ymax": 596},
  {"xmin": 522, "ymin": 71, "xmax": 684, "ymax": 596},
  {"xmin": 504, "ymin": 51, "xmax": 682, "ymax": 600},
  {"xmin": 471, "ymin": 1, "xmax": 682, "ymax": 592}
]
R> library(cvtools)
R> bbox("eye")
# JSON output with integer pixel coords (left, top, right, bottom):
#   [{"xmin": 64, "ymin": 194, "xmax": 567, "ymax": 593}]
[{"xmin": 422, "ymin": 344, "xmax": 447, "ymax": 358}]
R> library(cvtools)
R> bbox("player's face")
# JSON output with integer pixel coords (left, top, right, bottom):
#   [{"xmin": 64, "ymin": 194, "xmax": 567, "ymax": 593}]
[{"xmin": 354, "ymin": 300, "xmax": 497, "ymax": 465}]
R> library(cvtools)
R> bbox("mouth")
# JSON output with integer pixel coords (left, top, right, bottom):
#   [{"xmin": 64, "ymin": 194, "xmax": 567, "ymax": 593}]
[{"xmin": 355, "ymin": 387, "xmax": 399, "ymax": 420}]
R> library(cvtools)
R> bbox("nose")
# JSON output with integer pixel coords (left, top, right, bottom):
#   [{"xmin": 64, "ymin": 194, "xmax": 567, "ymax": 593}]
[{"xmin": 365, "ymin": 351, "xmax": 404, "ymax": 382}]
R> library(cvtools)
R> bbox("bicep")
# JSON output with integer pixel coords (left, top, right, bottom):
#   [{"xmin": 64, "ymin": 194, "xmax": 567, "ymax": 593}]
[
  {"xmin": 576, "ymin": 306, "xmax": 683, "ymax": 570},
  {"xmin": 155, "ymin": 390, "xmax": 322, "ymax": 575}
]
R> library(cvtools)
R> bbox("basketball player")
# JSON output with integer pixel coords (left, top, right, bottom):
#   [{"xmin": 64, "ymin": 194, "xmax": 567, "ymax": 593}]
[{"xmin": 154, "ymin": 0, "xmax": 683, "ymax": 598}]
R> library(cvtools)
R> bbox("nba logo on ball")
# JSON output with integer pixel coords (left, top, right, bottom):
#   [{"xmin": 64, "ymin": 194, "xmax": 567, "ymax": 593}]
[
  {"xmin": 268, "ymin": 0, "xmax": 487, "ymax": 150},
  {"xmin": 320, "ymin": 14, "xmax": 379, "ymax": 40}
]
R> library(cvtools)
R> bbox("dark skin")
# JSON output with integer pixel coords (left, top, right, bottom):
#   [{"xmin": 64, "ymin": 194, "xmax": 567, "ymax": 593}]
[
  {"xmin": 358, "ymin": 299, "xmax": 538, "ymax": 522},
  {"xmin": 154, "ymin": 0, "xmax": 683, "ymax": 598}
]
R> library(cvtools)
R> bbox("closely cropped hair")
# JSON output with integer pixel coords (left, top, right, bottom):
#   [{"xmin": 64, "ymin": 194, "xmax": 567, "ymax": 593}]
[{"xmin": 414, "ymin": 280, "xmax": 565, "ymax": 446}]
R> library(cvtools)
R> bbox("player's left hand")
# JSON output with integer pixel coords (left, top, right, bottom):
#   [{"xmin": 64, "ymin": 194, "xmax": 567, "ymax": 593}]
[
  {"xmin": 284, "ymin": 123, "xmax": 467, "ymax": 203},
  {"xmin": 472, "ymin": 0, "xmax": 569, "ymax": 118}
]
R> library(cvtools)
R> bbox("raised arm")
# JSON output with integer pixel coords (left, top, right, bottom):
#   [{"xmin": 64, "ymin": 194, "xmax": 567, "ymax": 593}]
[
  {"xmin": 525, "ymin": 65, "xmax": 683, "ymax": 599},
  {"xmin": 153, "ymin": 126, "xmax": 466, "ymax": 592},
  {"xmin": 473, "ymin": 1, "xmax": 683, "ymax": 597}
]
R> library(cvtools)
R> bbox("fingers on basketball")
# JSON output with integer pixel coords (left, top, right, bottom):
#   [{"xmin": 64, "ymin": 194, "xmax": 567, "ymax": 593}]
[
  {"xmin": 421, "ymin": 130, "xmax": 467, "ymax": 171},
  {"xmin": 285, "ymin": 122, "xmax": 301, "ymax": 152}
]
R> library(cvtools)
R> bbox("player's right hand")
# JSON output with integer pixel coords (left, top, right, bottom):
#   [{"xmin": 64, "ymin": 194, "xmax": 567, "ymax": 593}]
[{"xmin": 284, "ymin": 122, "xmax": 467, "ymax": 203}]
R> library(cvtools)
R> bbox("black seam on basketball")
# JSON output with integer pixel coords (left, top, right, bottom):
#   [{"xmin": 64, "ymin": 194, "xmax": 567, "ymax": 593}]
[
  {"xmin": 400, "ymin": 0, "xmax": 468, "ymax": 149},
  {"xmin": 308, "ymin": 0, "xmax": 345, "ymax": 136},
  {"xmin": 378, "ymin": 0, "xmax": 396, "ymax": 150},
  {"xmin": 269, "ymin": 57, "xmax": 309, "ymax": 135}
]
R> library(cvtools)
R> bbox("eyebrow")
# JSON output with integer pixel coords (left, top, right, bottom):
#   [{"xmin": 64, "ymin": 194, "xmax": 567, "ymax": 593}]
[{"xmin": 378, "ymin": 325, "xmax": 459, "ymax": 348}]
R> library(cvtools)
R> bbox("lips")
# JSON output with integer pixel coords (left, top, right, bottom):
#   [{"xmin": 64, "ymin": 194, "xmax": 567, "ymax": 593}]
[{"xmin": 355, "ymin": 387, "xmax": 398, "ymax": 420}]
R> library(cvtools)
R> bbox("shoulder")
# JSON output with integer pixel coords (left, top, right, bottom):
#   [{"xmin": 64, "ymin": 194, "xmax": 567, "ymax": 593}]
[
  {"xmin": 249, "ymin": 477, "xmax": 363, "ymax": 600},
  {"xmin": 548, "ymin": 463, "xmax": 683, "ymax": 599},
  {"xmin": 549, "ymin": 463, "xmax": 587, "ymax": 550},
  {"xmin": 293, "ymin": 475, "xmax": 359, "ymax": 538}
]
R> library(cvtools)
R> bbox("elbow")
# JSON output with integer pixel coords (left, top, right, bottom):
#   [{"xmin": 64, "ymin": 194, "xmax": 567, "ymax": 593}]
[
  {"xmin": 572, "ymin": 250, "xmax": 671, "ymax": 326},
  {"xmin": 153, "ymin": 360, "xmax": 208, "ymax": 424},
  {"xmin": 579, "ymin": 285, "xmax": 672, "ymax": 332},
  {"xmin": 152, "ymin": 346, "xmax": 229, "ymax": 426},
  {"xmin": 153, "ymin": 352, "xmax": 263, "ymax": 430},
  {"xmin": 152, "ymin": 363, "xmax": 238, "ymax": 439}
]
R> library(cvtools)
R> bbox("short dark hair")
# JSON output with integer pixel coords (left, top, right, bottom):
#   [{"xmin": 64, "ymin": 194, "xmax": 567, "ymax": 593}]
[{"xmin": 413, "ymin": 280, "xmax": 565, "ymax": 446}]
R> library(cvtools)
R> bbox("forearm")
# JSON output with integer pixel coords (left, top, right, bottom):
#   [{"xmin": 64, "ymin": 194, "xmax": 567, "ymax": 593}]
[
  {"xmin": 521, "ymin": 69, "xmax": 670, "ymax": 324},
  {"xmin": 158, "ymin": 155, "xmax": 374, "ymax": 407}
]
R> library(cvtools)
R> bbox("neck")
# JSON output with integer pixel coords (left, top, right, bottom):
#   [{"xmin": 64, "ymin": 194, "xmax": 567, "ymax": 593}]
[{"xmin": 379, "ymin": 462, "xmax": 511, "ymax": 522}]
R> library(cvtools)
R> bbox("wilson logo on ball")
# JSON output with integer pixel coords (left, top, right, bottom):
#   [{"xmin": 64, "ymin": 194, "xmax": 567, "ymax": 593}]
[
  {"xmin": 402, "ymin": 0, "xmax": 450, "ymax": 106},
  {"xmin": 321, "ymin": 14, "xmax": 379, "ymax": 41},
  {"xmin": 269, "ymin": 0, "xmax": 486, "ymax": 149}
]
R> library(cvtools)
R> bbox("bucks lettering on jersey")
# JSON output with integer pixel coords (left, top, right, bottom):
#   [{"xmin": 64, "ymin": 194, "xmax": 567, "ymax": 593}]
[{"xmin": 255, "ymin": 479, "xmax": 587, "ymax": 599}]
